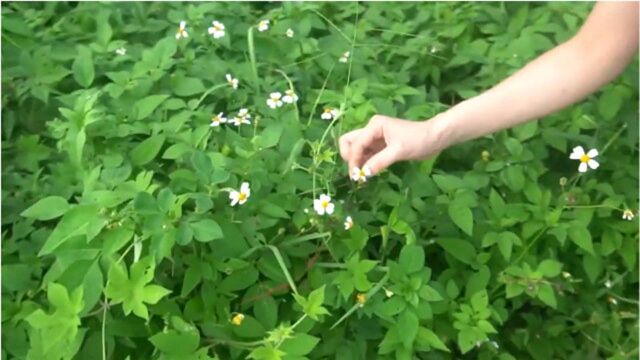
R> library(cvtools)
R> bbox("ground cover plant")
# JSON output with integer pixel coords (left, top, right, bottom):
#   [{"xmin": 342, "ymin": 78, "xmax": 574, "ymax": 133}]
[{"xmin": 1, "ymin": 2, "xmax": 638, "ymax": 359}]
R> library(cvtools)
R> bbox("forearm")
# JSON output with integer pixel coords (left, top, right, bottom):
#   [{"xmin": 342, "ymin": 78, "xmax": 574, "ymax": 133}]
[{"xmin": 433, "ymin": 2, "xmax": 638, "ymax": 148}]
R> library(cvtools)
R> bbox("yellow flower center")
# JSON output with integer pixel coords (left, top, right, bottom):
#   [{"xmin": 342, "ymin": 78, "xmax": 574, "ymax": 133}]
[
  {"xmin": 321, "ymin": 200, "xmax": 329, "ymax": 208},
  {"xmin": 215, "ymin": 24, "xmax": 223, "ymax": 31},
  {"xmin": 238, "ymin": 192, "xmax": 247, "ymax": 201},
  {"xmin": 212, "ymin": 116, "xmax": 219, "ymax": 122},
  {"xmin": 356, "ymin": 293, "xmax": 366, "ymax": 305},
  {"xmin": 359, "ymin": 169, "xmax": 366, "ymax": 178},
  {"xmin": 231, "ymin": 314, "xmax": 244, "ymax": 326},
  {"xmin": 324, "ymin": 108, "xmax": 332, "ymax": 113},
  {"xmin": 580, "ymin": 154, "xmax": 590, "ymax": 163}
]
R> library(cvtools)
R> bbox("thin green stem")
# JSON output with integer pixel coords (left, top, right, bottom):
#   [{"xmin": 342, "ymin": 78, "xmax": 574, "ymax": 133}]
[
  {"xmin": 193, "ymin": 83, "xmax": 226, "ymax": 110},
  {"xmin": 310, "ymin": 9, "xmax": 351, "ymax": 42},
  {"xmin": 600, "ymin": 122, "xmax": 627, "ymax": 155},
  {"xmin": 247, "ymin": 26, "xmax": 259, "ymax": 84},
  {"xmin": 330, "ymin": 272, "xmax": 389, "ymax": 330},
  {"xmin": 101, "ymin": 294, "xmax": 107, "ymax": 360}
]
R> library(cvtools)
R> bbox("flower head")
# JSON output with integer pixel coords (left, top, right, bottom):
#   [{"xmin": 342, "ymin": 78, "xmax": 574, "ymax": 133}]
[
  {"xmin": 266, "ymin": 92, "xmax": 283, "ymax": 109},
  {"xmin": 231, "ymin": 313, "xmax": 245, "ymax": 326},
  {"xmin": 607, "ymin": 296, "xmax": 618, "ymax": 306},
  {"xmin": 231, "ymin": 108, "xmax": 251, "ymax": 126},
  {"xmin": 569, "ymin": 146, "xmax": 599, "ymax": 173},
  {"xmin": 176, "ymin": 21, "xmax": 188, "ymax": 39},
  {"xmin": 622, "ymin": 209, "xmax": 635, "ymax": 221},
  {"xmin": 208, "ymin": 20, "xmax": 225, "ymax": 39},
  {"xmin": 339, "ymin": 51, "xmax": 350, "ymax": 63},
  {"xmin": 286, "ymin": 28, "xmax": 294, "ymax": 38},
  {"xmin": 115, "ymin": 47, "xmax": 126, "ymax": 56},
  {"xmin": 230, "ymin": 182, "xmax": 251, "ymax": 206},
  {"xmin": 350, "ymin": 165, "xmax": 372, "ymax": 182},
  {"xmin": 604, "ymin": 279, "xmax": 612, "ymax": 288},
  {"xmin": 226, "ymin": 73, "xmax": 239, "ymax": 90},
  {"xmin": 384, "ymin": 288, "xmax": 394, "ymax": 298},
  {"xmin": 356, "ymin": 293, "xmax": 366, "ymax": 307},
  {"xmin": 258, "ymin": 19, "xmax": 270, "ymax": 32},
  {"xmin": 481, "ymin": 150, "xmax": 490, "ymax": 162},
  {"xmin": 282, "ymin": 89, "xmax": 298, "ymax": 104},
  {"xmin": 344, "ymin": 216, "xmax": 353, "ymax": 230},
  {"xmin": 321, "ymin": 107, "xmax": 339, "ymax": 120},
  {"xmin": 210, "ymin": 112, "xmax": 227, "ymax": 127},
  {"xmin": 313, "ymin": 194, "xmax": 334, "ymax": 215}
]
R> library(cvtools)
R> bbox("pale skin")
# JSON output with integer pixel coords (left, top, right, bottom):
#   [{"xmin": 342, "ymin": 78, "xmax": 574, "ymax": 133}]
[{"xmin": 339, "ymin": 2, "xmax": 639, "ymax": 175}]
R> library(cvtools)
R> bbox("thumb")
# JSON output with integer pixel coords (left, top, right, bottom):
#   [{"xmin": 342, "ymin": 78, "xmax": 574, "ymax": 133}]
[{"xmin": 363, "ymin": 145, "xmax": 400, "ymax": 175}]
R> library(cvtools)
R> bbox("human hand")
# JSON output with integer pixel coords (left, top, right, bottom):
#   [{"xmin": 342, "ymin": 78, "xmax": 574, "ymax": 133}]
[{"xmin": 338, "ymin": 114, "xmax": 449, "ymax": 177}]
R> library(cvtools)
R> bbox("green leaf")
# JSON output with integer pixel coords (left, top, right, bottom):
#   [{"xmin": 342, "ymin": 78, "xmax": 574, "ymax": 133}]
[
  {"xmin": 419, "ymin": 285, "xmax": 444, "ymax": 302},
  {"xmin": 448, "ymin": 199, "xmax": 473, "ymax": 236},
  {"xmin": 568, "ymin": 224, "xmax": 594, "ymax": 254},
  {"xmin": 171, "ymin": 76, "xmax": 206, "ymax": 97},
  {"xmin": 503, "ymin": 165, "xmax": 525, "ymax": 192},
  {"xmin": 133, "ymin": 95, "xmax": 169, "ymax": 120},
  {"xmin": 21, "ymin": 196, "xmax": 70, "ymax": 220},
  {"xmin": 72, "ymin": 46, "xmax": 94, "ymax": 88},
  {"xmin": 457, "ymin": 327, "xmax": 477, "ymax": 354},
  {"xmin": 294, "ymin": 285, "xmax": 330, "ymax": 321},
  {"xmin": 280, "ymin": 333, "xmax": 320, "ymax": 356},
  {"xmin": 190, "ymin": 219, "xmax": 223, "ymax": 242},
  {"xmin": 598, "ymin": 86, "xmax": 624, "ymax": 120},
  {"xmin": 537, "ymin": 259, "xmax": 562, "ymax": 278},
  {"xmin": 436, "ymin": 238, "xmax": 477, "ymax": 265},
  {"xmin": 416, "ymin": 327, "xmax": 450, "ymax": 352},
  {"xmin": 150, "ymin": 329, "xmax": 199, "ymax": 355},
  {"xmin": 248, "ymin": 344, "xmax": 285, "ymax": 360},
  {"xmin": 38, "ymin": 205, "xmax": 99, "ymax": 256},
  {"xmin": 398, "ymin": 310, "xmax": 419, "ymax": 348},
  {"xmin": 130, "ymin": 135, "xmax": 165, "ymax": 166},
  {"xmin": 399, "ymin": 244, "xmax": 425, "ymax": 273},
  {"xmin": 537, "ymin": 283, "xmax": 557, "ymax": 308}
]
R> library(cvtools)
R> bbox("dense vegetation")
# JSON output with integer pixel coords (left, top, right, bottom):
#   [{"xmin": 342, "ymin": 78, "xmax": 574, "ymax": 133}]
[{"xmin": 2, "ymin": 2, "xmax": 638, "ymax": 359}]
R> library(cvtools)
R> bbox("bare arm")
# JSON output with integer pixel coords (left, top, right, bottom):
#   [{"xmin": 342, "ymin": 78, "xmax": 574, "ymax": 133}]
[
  {"xmin": 340, "ymin": 2, "xmax": 639, "ymax": 175},
  {"xmin": 438, "ymin": 1, "xmax": 639, "ymax": 147}
]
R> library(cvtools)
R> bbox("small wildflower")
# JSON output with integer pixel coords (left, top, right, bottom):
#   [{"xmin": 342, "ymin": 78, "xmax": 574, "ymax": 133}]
[
  {"xmin": 266, "ymin": 92, "xmax": 283, "ymax": 109},
  {"xmin": 321, "ymin": 107, "xmax": 339, "ymax": 120},
  {"xmin": 303, "ymin": 208, "xmax": 309, "ymax": 214},
  {"xmin": 481, "ymin": 150, "xmax": 490, "ymax": 162},
  {"xmin": 350, "ymin": 165, "xmax": 372, "ymax": 182},
  {"xmin": 176, "ymin": 21, "xmax": 188, "ymax": 40},
  {"xmin": 115, "ymin": 47, "xmax": 126, "ymax": 56},
  {"xmin": 607, "ymin": 296, "xmax": 618, "ymax": 306},
  {"xmin": 356, "ymin": 293, "xmax": 366, "ymax": 307},
  {"xmin": 226, "ymin": 73, "xmax": 239, "ymax": 89},
  {"xmin": 231, "ymin": 313, "xmax": 245, "ymax": 326},
  {"xmin": 210, "ymin": 112, "xmax": 227, "ymax": 127},
  {"xmin": 562, "ymin": 271, "xmax": 572, "ymax": 279},
  {"xmin": 344, "ymin": 216, "xmax": 353, "ymax": 230},
  {"xmin": 258, "ymin": 19, "xmax": 270, "ymax": 32},
  {"xmin": 229, "ymin": 182, "xmax": 251, "ymax": 206},
  {"xmin": 282, "ymin": 89, "xmax": 298, "ymax": 104},
  {"xmin": 604, "ymin": 280, "xmax": 613, "ymax": 289},
  {"xmin": 569, "ymin": 146, "xmax": 599, "ymax": 173},
  {"xmin": 490, "ymin": 341, "xmax": 499, "ymax": 349},
  {"xmin": 208, "ymin": 20, "xmax": 225, "ymax": 39},
  {"xmin": 622, "ymin": 209, "xmax": 635, "ymax": 221},
  {"xmin": 559, "ymin": 177, "xmax": 568, "ymax": 186},
  {"xmin": 384, "ymin": 288, "xmax": 394, "ymax": 298},
  {"xmin": 232, "ymin": 108, "xmax": 251, "ymax": 126},
  {"xmin": 286, "ymin": 28, "xmax": 294, "ymax": 38},
  {"xmin": 313, "ymin": 194, "xmax": 335, "ymax": 216},
  {"xmin": 430, "ymin": 46, "xmax": 438, "ymax": 54},
  {"xmin": 339, "ymin": 51, "xmax": 350, "ymax": 63}
]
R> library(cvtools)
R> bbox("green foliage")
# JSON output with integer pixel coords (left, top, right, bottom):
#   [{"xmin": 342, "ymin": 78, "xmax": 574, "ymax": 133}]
[{"xmin": 2, "ymin": 2, "xmax": 638, "ymax": 360}]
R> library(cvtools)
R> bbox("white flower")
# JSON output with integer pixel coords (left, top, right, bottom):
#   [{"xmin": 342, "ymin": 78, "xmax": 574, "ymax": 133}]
[
  {"xmin": 258, "ymin": 19, "xmax": 270, "ymax": 32},
  {"xmin": 339, "ymin": 51, "xmax": 350, "ymax": 63},
  {"xmin": 622, "ymin": 209, "xmax": 635, "ymax": 221},
  {"xmin": 230, "ymin": 182, "xmax": 251, "ymax": 206},
  {"xmin": 226, "ymin": 74, "xmax": 239, "ymax": 90},
  {"xmin": 350, "ymin": 165, "xmax": 372, "ymax": 182},
  {"xmin": 562, "ymin": 271, "xmax": 572, "ymax": 279},
  {"xmin": 321, "ymin": 107, "xmax": 339, "ymax": 120},
  {"xmin": 210, "ymin": 112, "xmax": 227, "ymax": 127},
  {"xmin": 384, "ymin": 288, "xmax": 394, "ymax": 298},
  {"xmin": 208, "ymin": 20, "xmax": 225, "ymax": 39},
  {"xmin": 115, "ymin": 47, "xmax": 126, "ymax": 56},
  {"xmin": 266, "ymin": 92, "xmax": 283, "ymax": 109},
  {"xmin": 569, "ymin": 146, "xmax": 599, "ymax": 173},
  {"xmin": 344, "ymin": 216, "xmax": 353, "ymax": 230},
  {"xmin": 313, "ymin": 194, "xmax": 335, "ymax": 215},
  {"xmin": 232, "ymin": 108, "xmax": 251, "ymax": 126},
  {"xmin": 286, "ymin": 28, "xmax": 294, "ymax": 38},
  {"xmin": 176, "ymin": 21, "xmax": 189, "ymax": 39},
  {"xmin": 604, "ymin": 280, "xmax": 612, "ymax": 288},
  {"xmin": 608, "ymin": 296, "xmax": 618, "ymax": 306},
  {"xmin": 282, "ymin": 89, "xmax": 298, "ymax": 104}
]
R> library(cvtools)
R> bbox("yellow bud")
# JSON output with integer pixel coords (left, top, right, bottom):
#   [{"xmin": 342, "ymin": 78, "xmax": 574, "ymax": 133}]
[
  {"xmin": 481, "ymin": 150, "xmax": 490, "ymax": 162},
  {"xmin": 231, "ymin": 313, "xmax": 245, "ymax": 326},
  {"xmin": 356, "ymin": 293, "xmax": 366, "ymax": 307}
]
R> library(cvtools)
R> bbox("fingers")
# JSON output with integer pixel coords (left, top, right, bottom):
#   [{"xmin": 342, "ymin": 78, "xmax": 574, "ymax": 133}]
[
  {"xmin": 338, "ymin": 129, "xmax": 361, "ymax": 162},
  {"xmin": 363, "ymin": 144, "xmax": 400, "ymax": 175},
  {"xmin": 348, "ymin": 115, "xmax": 385, "ymax": 171}
]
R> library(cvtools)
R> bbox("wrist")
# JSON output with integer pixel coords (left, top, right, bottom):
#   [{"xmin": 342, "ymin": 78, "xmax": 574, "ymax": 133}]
[{"xmin": 424, "ymin": 109, "xmax": 461, "ymax": 152}]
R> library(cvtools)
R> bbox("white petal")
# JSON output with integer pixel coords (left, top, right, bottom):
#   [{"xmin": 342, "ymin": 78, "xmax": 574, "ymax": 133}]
[
  {"xmin": 226, "ymin": 74, "xmax": 232, "ymax": 81},
  {"xmin": 183, "ymin": 31, "xmax": 189, "ymax": 38},
  {"xmin": 180, "ymin": 21, "xmax": 186, "ymax": 29},
  {"xmin": 208, "ymin": 27, "xmax": 215, "ymax": 34},
  {"xmin": 276, "ymin": 100, "xmax": 283, "ymax": 107},
  {"xmin": 587, "ymin": 148, "xmax": 599, "ymax": 158},
  {"xmin": 569, "ymin": 146, "xmax": 585, "ymax": 159},
  {"xmin": 241, "ymin": 182, "xmax": 250, "ymax": 194},
  {"xmin": 325, "ymin": 203, "xmax": 335, "ymax": 215},
  {"xmin": 578, "ymin": 162, "xmax": 588, "ymax": 173},
  {"xmin": 210, "ymin": 122, "xmax": 219, "ymax": 127},
  {"xmin": 230, "ymin": 191, "xmax": 240, "ymax": 206},
  {"xmin": 282, "ymin": 95, "xmax": 292, "ymax": 103},
  {"xmin": 175, "ymin": 32, "xmax": 181, "ymax": 40},
  {"xmin": 320, "ymin": 194, "xmax": 331, "ymax": 202},
  {"xmin": 588, "ymin": 159, "xmax": 599, "ymax": 170},
  {"xmin": 267, "ymin": 99, "xmax": 276, "ymax": 108},
  {"xmin": 363, "ymin": 165, "xmax": 372, "ymax": 176}
]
